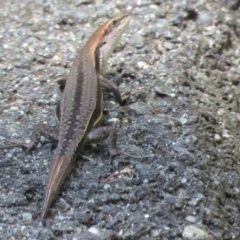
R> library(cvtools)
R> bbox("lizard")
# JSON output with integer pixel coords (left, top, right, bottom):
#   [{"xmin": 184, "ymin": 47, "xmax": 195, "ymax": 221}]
[{"xmin": 40, "ymin": 14, "xmax": 131, "ymax": 222}]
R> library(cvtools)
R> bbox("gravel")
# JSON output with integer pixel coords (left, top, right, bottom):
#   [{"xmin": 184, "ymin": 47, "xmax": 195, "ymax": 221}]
[{"xmin": 0, "ymin": 0, "xmax": 240, "ymax": 239}]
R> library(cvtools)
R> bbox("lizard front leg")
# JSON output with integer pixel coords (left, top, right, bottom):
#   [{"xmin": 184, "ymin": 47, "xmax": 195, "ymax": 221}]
[{"xmin": 98, "ymin": 76, "xmax": 123, "ymax": 105}]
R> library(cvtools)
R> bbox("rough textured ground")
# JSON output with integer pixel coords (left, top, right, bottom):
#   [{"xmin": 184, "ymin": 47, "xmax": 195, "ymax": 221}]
[{"xmin": 1, "ymin": 0, "xmax": 240, "ymax": 239}]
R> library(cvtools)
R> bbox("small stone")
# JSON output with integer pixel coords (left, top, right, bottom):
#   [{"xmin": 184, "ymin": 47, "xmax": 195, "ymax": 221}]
[
  {"xmin": 75, "ymin": 0, "xmax": 92, "ymax": 5},
  {"xmin": 183, "ymin": 225, "xmax": 213, "ymax": 240},
  {"xmin": 22, "ymin": 212, "xmax": 32, "ymax": 221},
  {"xmin": 103, "ymin": 184, "xmax": 111, "ymax": 191},
  {"xmin": 179, "ymin": 116, "xmax": 188, "ymax": 125},
  {"xmin": 181, "ymin": 177, "xmax": 187, "ymax": 184},
  {"xmin": 186, "ymin": 215, "xmax": 196, "ymax": 223},
  {"xmin": 137, "ymin": 61, "xmax": 149, "ymax": 69},
  {"xmin": 173, "ymin": 143, "xmax": 184, "ymax": 153},
  {"xmin": 217, "ymin": 109, "xmax": 224, "ymax": 116},
  {"xmin": 154, "ymin": 86, "xmax": 176, "ymax": 97},
  {"xmin": 108, "ymin": 118, "xmax": 120, "ymax": 123},
  {"xmin": 222, "ymin": 129, "xmax": 230, "ymax": 139},
  {"xmin": 152, "ymin": 229, "xmax": 161, "ymax": 237},
  {"xmin": 214, "ymin": 134, "xmax": 221, "ymax": 142},
  {"xmin": 175, "ymin": 200, "xmax": 183, "ymax": 209},
  {"xmin": 163, "ymin": 41, "xmax": 175, "ymax": 50},
  {"xmin": 5, "ymin": 153, "xmax": 13, "ymax": 159},
  {"xmin": 76, "ymin": 226, "xmax": 115, "ymax": 240}
]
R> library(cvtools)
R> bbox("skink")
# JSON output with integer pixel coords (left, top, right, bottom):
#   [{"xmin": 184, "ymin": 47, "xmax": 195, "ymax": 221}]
[{"xmin": 42, "ymin": 14, "xmax": 130, "ymax": 222}]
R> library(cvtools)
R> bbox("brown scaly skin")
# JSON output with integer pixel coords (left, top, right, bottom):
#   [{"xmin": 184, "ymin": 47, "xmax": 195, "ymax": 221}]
[{"xmin": 41, "ymin": 14, "xmax": 131, "ymax": 222}]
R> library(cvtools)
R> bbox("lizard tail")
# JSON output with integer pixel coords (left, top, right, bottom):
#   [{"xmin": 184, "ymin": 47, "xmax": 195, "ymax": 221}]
[{"xmin": 41, "ymin": 155, "xmax": 72, "ymax": 222}]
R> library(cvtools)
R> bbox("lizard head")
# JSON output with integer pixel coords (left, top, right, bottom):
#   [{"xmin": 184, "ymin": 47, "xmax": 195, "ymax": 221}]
[{"xmin": 95, "ymin": 14, "xmax": 131, "ymax": 73}]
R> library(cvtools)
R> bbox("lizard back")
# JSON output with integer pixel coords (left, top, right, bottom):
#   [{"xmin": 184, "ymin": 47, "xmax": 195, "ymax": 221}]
[{"xmin": 56, "ymin": 48, "xmax": 98, "ymax": 157}]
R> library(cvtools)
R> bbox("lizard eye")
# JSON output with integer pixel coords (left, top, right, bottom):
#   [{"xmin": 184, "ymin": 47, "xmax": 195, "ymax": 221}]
[{"xmin": 111, "ymin": 20, "xmax": 118, "ymax": 26}]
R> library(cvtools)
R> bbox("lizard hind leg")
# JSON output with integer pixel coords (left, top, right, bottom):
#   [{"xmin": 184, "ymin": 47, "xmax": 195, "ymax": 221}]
[
  {"xmin": 87, "ymin": 126, "xmax": 120, "ymax": 158},
  {"xmin": 87, "ymin": 126, "xmax": 142, "ymax": 159},
  {"xmin": 0, "ymin": 123, "xmax": 59, "ymax": 152},
  {"xmin": 26, "ymin": 123, "xmax": 59, "ymax": 152}
]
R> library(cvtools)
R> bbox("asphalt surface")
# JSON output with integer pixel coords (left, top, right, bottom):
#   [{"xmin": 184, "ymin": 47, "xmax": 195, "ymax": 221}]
[{"xmin": 1, "ymin": 0, "xmax": 240, "ymax": 239}]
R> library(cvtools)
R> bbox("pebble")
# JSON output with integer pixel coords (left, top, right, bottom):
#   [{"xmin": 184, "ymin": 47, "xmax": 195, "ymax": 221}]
[
  {"xmin": 186, "ymin": 215, "xmax": 196, "ymax": 223},
  {"xmin": 137, "ymin": 61, "xmax": 149, "ymax": 69},
  {"xmin": 182, "ymin": 225, "xmax": 213, "ymax": 240},
  {"xmin": 22, "ymin": 212, "xmax": 32, "ymax": 221}
]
